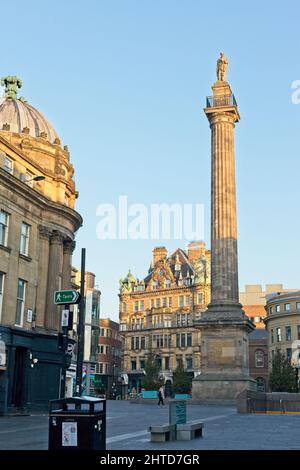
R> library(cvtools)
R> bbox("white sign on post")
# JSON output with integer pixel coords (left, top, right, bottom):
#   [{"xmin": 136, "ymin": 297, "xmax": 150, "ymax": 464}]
[{"xmin": 61, "ymin": 309, "xmax": 69, "ymax": 328}]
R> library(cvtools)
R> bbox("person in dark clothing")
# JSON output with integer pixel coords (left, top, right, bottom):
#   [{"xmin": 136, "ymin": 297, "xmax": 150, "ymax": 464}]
[{"xmin": 157, "ymin": 386, "xmax": 165, "ymax": 406}]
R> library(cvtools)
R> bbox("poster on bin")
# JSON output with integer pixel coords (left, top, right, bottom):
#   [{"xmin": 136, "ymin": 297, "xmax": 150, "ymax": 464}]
[{"xmin": 62, "ymin": 422, "xmax": 78, "ymax": 447}]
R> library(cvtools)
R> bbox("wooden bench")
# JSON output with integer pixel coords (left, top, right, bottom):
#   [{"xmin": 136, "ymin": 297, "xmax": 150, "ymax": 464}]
[
  {"xmin": 176, "ymin": 422, "xmax": 204, "ymax": 441},
  {"xmin": 148, "ymin": 424, "xmax": 176, "ymax": 442}
]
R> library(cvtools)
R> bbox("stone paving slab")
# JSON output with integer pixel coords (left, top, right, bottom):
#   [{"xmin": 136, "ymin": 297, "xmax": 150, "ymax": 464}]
[{"xmin": 0, "ymin": 401, "xmax": 299, "ymax": 450}]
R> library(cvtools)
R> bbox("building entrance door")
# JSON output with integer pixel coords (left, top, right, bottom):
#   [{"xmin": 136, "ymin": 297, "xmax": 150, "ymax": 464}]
[{"xmin": 12, "ymin": 347, "xmax": 27, "ymax": 408}]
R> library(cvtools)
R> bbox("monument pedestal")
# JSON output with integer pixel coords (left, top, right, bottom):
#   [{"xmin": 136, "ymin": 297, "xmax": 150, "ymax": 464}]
[{"xmin": 192, "ymin": 306, "xmax": 256, "ymax": 401}]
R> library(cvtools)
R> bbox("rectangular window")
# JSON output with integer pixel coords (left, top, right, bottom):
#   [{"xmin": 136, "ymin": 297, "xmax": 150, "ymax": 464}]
[
  {"xmin": 284, "ymin": 303, "xmax": 291, "ymax": 311},
  {"xmin": 276, "ymin": 305, "xmax": 280, "ymax": 313},
  {"xmin": 197, "ymin": 293, "xmax": 203, "ymax": 304},
  {"xmin": 153, "ymin": 281, "xmax": 158, "ymax": 290},
  {"xmin": 141, "ymin": 337, "xmax": 145, "ymax": 350},
  {"xmin": 286, "ymin": 348, "xmax": 292, "ymax": 361},
  {"xmin": 165, "ymin": 357, "xmax": 170, "ymax": 370},
  {"xmin": 134, "ymin": 301, "xmax": 138, "ymax": 312},
  {"xmin": 99, "ymin": 363, "xmax": 104, "ymax": 374},
  {"xmin": 168, "ymin": 297, "xmax": 172, "ymax": 307},
  {"xmin": 181, "ymin": 333, "xmax": 186, "ymax": 348},
  {"xmin": 0, "ymin": 272, "xmax": 4, "ymax": 321},
  {"xmin": 135, "ymin": 337, "xmax": 139, "ymax": 350},
  {"xmin": 276, "ymin": 327, "xmax": 281, "ymax": 342},
  {"xmin": 271, "ymin": 329, "xmax": 274, "ymax": 343},
  {"xmin": 270, "ymin": 306, "xmax": 273, "ymax": 314},
  {"xmin": 286, "ymin": 326, "xmax": 292, "ymax": 341},
  {"xmin": 131, "ymin": 360, "xmax": 136, "ymax": 371},
  {"xmin": 0, "ymin": 211, "xmax": 9, "ymax": 246},
  {"xmin": 4, "ymin": 157, "xmax": 13, "ymax": 174},
  {"xmin": 140, "ymin": 359, "xmax": 145, "ymax": 370},
  {"xmin": 187, "ymin": 333, "xmax": 192, "ymax": 347},
  {"xmin": 151, "ymin": 299, "xmax": 154, "ymax": 308},
  {"xmin": 176, "ymin": 334, "xmax": 180, "ymax": 348},
  {"xmin": 186, "ymin": 356, "xmax": 193, "ymax": 369},
  {"xmin": 25, "ymin": 170, "xmax": 34, "ymax": 187},
  {"xmin": 156, "ymin": 298, "xmax": 161, "ymax": 308},
  {"xmin": 185, "ymin": 295, "xmax": 190, "ymax": 306},
  {"xmin": 165, "ymin": 280, "xmax": 171, "ymax": 288},
  {"xmin": 296, "ymin": 302, "xmax": 300, "ymax": 311},
  {"xmin": 100, "ymin": 328, "xmax": 105, "ymax": 336},
  {"xmin": 131, "ymin": 337, "xmax": 135, "ymax": 350},
  {"xmin": 20, "ymin": 222, "xmax": 30, "ymax": 256},
  {"xmin": 163, "ymin": 297, "xmax": 167, "ymax": 307},
  {"xmin": 298, "ymin": 326, "xmax": 300, "ymax": 341},
  {"xmin": 16, "ymin": 279, "xmax": 26, "ymax": 326},
  {"xmin": 140, "ymin": 300, "xmax": 144, "ymax": 311},
  {"xmin": 179, "ymin": 296, "xmax": 184, "ymax": 308},
  {"xmin": 122, "ymin": 302, "xmax": 126, "ymax": 313}
]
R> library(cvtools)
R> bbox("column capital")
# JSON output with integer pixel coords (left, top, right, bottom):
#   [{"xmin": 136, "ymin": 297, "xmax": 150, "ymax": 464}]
[
  {"xmin": 50, "ymin": 230, "xmax": 65, "ymax": 245},
  {"xmin": 63, "ymin": 239, "xmax": 76, "ymax": 254},
  {"xmin": 38, "ymin": 224, "xmax": 52, "ymax": 240}
]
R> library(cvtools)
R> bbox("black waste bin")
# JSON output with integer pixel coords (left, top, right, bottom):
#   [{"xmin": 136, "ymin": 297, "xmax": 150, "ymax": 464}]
[{"xmin": 49, "ymin": 396, "xmax": 106, "ymax": 450}]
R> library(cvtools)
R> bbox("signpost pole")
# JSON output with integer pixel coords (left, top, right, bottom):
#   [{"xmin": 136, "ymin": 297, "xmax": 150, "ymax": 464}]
[
  {"xmin": 75, "ymin": 248, "xmax": 86, "ymax": 397},
  {"xmin": 60, "ymin": 305, "xmax": 69, "ymax": 398}
]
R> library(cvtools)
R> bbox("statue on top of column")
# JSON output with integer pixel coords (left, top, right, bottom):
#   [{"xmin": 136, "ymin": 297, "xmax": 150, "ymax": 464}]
[{"xmin": 216, "ymin": 52, "xmax": 229, "ymax": 81}]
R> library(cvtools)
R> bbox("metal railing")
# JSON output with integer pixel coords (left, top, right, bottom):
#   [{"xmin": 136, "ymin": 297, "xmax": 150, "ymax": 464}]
[{"xmin": 206, "ymin": 94, "xmax": 237, "ymax": 108}]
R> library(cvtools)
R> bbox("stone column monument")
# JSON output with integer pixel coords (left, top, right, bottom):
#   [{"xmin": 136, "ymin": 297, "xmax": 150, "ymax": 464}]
[{"xmin": 192, "ymin": 53, "xmax": 256, "ymax": 401}]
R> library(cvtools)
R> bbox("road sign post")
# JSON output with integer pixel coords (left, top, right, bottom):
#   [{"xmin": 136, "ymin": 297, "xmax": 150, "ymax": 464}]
[{"xmin": 60, "ymin": 305, "xmax": 69, "ymax": 399}]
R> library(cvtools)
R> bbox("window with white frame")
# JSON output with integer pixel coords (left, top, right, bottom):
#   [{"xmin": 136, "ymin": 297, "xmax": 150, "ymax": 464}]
[
  {"xmin": 16, "ymin": 279, "xmax": 26, "ymax": 326},
  {"xmin": 0, "ymin": 211, "xmax": 9, "ymax": 246},
  {"xmin": 0, "ymin": 272, "xmax": 4, "ymax": 321},
  {"xmin": 20, "ymin": 223, "xmax": 30, "ymax": 256},
  {"xmin": 4, "ymin": 157, "xmax": 13, "ymax": 174},
  {"xmin": 25, "ymin": 170, "xmax": 34, "ymax": 187},
  {"xmin": 255, "ymin": 350, "xmax": 265, "ymax": 368}
]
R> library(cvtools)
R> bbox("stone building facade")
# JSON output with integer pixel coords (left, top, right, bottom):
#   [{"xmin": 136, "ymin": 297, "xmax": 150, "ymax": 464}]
[
  {"xmin": 0, "ymin": 77, "xmax": 82, "ymax": 413},
  {"xmin": 265, "ymin": 291, "xmax": 300, "ymax": 373},
  {"xmin": 119, "ymin": 242, "xmax": 211, "ymax": 394},
  {"xmin": 249, "ymin": 329, "xmax": 269, "ymax": 392},
  {"xmin": 97, "ymin": 318, "xmax": 123, "ymax": 398},
  {"xmin": 71, "ymin": 270, "xmax": 101, "ymax": 397}
]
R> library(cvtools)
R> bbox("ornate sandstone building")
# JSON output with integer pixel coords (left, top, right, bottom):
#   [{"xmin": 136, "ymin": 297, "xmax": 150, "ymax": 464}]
[
  {"xmin": 0, "ymin": 76, "xmax": 82, "ymax": 414},
  {"xmin": 119, "ymin": 242, "xmax": 211, "ymax": 393}
]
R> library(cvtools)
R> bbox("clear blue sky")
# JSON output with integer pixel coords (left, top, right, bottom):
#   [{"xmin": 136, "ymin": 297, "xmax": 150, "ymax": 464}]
[{"xmin": 2, "ymin": 1, "xmax": 300, "ymax": 320}]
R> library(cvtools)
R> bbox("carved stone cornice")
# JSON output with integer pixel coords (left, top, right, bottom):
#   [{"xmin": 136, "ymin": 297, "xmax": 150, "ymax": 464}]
[{"xmin": 63, "ymin": 239, "xmax": 76, "ymax": 254}]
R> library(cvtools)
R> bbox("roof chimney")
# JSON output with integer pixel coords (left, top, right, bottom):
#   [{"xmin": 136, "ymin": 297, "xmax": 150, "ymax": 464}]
[
  {"xmin": 187, "ymin": 241, "xmax": 206, "ymax": 263},
  {"xmin": 152, "ymin": 246, "xmax": 168, "ymax": 266}
]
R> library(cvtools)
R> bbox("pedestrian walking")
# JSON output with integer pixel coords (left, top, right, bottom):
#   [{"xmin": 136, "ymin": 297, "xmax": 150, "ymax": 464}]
[{"xmin": 157, "ymin": 385, "xmax": 165, "ymax": 407}]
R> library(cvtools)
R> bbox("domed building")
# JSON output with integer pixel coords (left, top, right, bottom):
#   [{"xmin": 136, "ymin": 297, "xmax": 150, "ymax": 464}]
[{"xmin": 0, "ymin": 76, "xmax": 82, "ymax": 414}]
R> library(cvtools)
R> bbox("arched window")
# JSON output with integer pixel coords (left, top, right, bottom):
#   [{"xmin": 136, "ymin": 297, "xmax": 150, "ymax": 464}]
[
  {"xmin": 256, "ymin": 377, "xmax": 266, "ymax": 392},
  {"xmin": 255, "ymin": 349, "xmax": 265, "ymax": 368}
]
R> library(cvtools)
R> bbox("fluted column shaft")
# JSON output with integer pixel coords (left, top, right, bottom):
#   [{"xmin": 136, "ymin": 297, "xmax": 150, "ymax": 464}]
[
  {"xmin": 45, "ymin": 230, "xmax": 64, "ymax": 331},
  {"xmin": 210, "ymin": 113, "xmax": 239, "ymax": 305},
  {"xmin": 62, "ymin": 240, "xmax": 76, "ymax": 290}
]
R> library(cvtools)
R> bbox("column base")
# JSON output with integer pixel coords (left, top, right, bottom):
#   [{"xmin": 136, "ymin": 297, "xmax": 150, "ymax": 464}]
[{"xmin": 192, "ymin": 373, "xmax": 257, "ymax": 401}]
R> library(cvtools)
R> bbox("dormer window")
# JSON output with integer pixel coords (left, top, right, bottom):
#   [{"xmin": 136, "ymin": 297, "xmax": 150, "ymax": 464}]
[
  {"xmin": 153, "ymin": 281, "xmax": 158, "ymax": 290},
  {"xmin": 165, "ymin": 279, "xmax": 171, "ymax": 288},
  {"xmin": 175, "ymin": 264, "xmax": 181, "ymax": 271}
]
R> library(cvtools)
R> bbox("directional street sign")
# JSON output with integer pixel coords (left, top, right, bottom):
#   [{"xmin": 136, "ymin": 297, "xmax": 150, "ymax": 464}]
[{"xmin": 54, "ymin": 290, "xmax": 81, "ymax": 305}]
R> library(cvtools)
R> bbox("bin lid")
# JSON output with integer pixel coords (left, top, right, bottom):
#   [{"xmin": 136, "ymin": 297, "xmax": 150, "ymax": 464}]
[{"xmin": 49, "ymin": 396, "xmax": 106, "ymax": 414}]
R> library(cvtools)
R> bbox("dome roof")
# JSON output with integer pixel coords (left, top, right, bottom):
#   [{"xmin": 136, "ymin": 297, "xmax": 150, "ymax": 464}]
[
  {"xmin": 0, "ymin": 76, "xmax": 59, "ymax": 144},
  {"xmin": 0, "ymin": 97, "xmax": 59, "ymax": 143}
]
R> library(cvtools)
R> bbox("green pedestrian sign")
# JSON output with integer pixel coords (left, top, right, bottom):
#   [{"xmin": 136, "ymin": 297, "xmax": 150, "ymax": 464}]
[{"xmin": 54, "ymin": 290, "xmax": 81, "ymax": 305}]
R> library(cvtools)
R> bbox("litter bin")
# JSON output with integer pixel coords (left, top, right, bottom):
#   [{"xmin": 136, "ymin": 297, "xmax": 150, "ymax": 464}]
[{"xmin": 49, "ymin": 396, "xmax": 106, "ymax": 450}]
